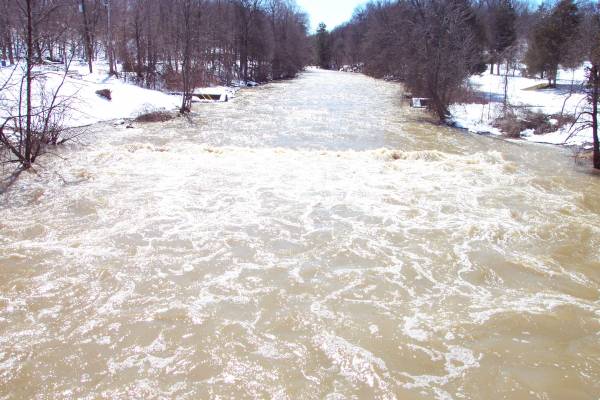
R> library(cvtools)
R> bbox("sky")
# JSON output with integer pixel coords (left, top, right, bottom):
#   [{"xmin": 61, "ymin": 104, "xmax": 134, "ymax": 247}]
[{"xmin": 296, "ymin": 0, "xmax": 366, "ymax": 33}]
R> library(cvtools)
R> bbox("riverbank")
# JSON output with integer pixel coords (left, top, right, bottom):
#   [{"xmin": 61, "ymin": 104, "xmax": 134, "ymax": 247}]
[
  {"xmin": 5, "ymin": 61, "xmax": 592, "ymax": 149},
  {"xmin": 0, "ymin": 61, "xmax": 242, "ymax": 128},
  {"xmin": 450, "ymin": 65, "xmax": 592, "ymax": 147}
]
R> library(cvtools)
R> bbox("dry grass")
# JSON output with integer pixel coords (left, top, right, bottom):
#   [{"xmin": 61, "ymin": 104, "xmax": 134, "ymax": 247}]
[
  {"xmin": 493, "ymin": 110, "xmax": 577, "ymax": 138},
  {"xmin": 522, "ymin": 83, "xmax": 552, "ymax": 91},
  {"xmin": 493, "ymin": 114, "xmax": 526, "ymax": 138},
  {"xmin": 134, "ymin": 110, "xmax": 175, "ymax": 123}
]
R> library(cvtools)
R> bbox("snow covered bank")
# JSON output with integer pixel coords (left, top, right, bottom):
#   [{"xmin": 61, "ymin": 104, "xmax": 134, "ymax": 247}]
[
  {"xmin": 0, "ymin": 61, "xmax": 242, "ymax": 128},
  {"xmin": 450, "ymin": 65, "xmax": 593, "ymax": 147}
]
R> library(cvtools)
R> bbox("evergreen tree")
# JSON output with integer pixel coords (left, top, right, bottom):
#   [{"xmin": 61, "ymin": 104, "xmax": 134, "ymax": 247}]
[
  {"xmin": 316, "ymin": 22, "xmax": 331, "ymax": 69},
  {"xmin": 488, "ymin": 0, "xmax": 517, "ymax": 74},
  {"xmin": 455, "ymin": 0, "xmax": 488, "ymax": 75},
  {"xmin": 525, "ymin": 0, "xmax": 582, "ymax": 86}
]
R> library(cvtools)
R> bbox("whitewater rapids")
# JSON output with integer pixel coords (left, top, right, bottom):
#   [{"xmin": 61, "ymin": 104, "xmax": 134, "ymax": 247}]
[{"xmin": 1, "ymin": 69, "xmax": 599, "ymax": 399}]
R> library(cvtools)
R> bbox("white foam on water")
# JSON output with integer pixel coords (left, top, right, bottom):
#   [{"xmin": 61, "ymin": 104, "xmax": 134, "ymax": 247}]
[
  {"xmin": 403, "ymin": 315, "xmax": 431, "ymax": 342},
  {"xmin": 469, "ymin": 292, "xmax": 599, "ymax": 325},
  {"xmin": 402, "ymin": 345, "xmax": 480, "ymax": 396},
  {"xmin": 313, "ymin": 332, "xmax": 394, "ymax": 394}
]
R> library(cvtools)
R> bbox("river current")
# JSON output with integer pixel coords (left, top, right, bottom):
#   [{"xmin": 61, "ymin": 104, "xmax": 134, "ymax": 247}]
[{"xmin": 1, "ymin": 69, "xmax": 599, "ymax": 399}]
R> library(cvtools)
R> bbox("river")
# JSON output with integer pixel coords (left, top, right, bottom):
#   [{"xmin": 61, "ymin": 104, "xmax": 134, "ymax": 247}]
[{"xmin": 1, "ymin": 69, "xmax": 599, "ymax": 399}]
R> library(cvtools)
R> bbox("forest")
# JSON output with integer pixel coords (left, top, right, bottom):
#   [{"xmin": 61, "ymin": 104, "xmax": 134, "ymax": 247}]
[
  {"xmin": 0, "ymin": 0, "xmax": 312, "ymax": 92},
  {"xmin": 0, "ymin": 0, "xmax": 312, "ymax": 170}
]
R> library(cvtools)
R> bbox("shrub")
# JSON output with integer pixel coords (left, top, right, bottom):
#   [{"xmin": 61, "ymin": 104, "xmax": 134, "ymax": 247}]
[
  {"xmin": 552, "ymin": 113, "xmax": 576, "ymax": 128},
  {"xmin": 134, "ymin": 110, "xmax": 174, "ymax": 123},
  {"xmin": 493, "ymin": 113, "xmax": 525, "ymax": 138},
  {"xmin": 493, "ymin": 109, "xmax": 577, "ymax": 138},
  {"xmin": 95, "ymin": 89, "xmax": 112, "ymax": 101}
]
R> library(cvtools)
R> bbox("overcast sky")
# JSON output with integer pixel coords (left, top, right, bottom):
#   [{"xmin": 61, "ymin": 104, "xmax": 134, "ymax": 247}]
[{"xmin": 296, "ymin": 0, "xmax": 366, "ymax": 33}]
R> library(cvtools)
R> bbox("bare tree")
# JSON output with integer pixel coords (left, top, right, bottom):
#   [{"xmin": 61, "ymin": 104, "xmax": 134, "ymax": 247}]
[
  {"xmin": 589, "ymin": 64, "xmax": 599, "ymax": 169},
  {"xmin": 567, "ymin": 5, "xmax": 600, "ymax": 169},
  {"xmin": 104, "ymin": 0, "xmax": 116, "ymax": 76},
  {"xmin": 331, "ymin": 0, "xmax": 486, "ymax": 121},
  {"xmin": 404, "ymin": 0, "xmax": 486, "ymax": 120},
  {"xmin": 0, "ymin": 0, "xmax": 77, "ymax": 171},
  {"xmin": 80, "ymin": 0, "xmax": 94, "ymax": 73}
]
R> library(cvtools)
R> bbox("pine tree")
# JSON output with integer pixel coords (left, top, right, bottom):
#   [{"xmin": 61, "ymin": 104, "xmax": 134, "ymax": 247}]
[
  {"xmin": 316, "ymin": 22, "xmax": 331, "ymax": 69},
  {"xmin": 525, "ymin": 0, "xmax": 581, "ymax": 86}
]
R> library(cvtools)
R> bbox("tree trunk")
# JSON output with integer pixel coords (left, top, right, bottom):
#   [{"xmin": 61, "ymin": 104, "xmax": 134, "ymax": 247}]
[
  {"xmin": 241, "ymin": 19, "xmax": 250, "ymax": 82},
  {"xmin": 241, "ymin": 45, "xmax": 248, "ymax": 81},
  {"xmin": 34, "ymin": 37, "xmax": 43, "ymax": 63},
  {"xmin": 62, "ymin": 42, "xmax": 68, "ymax": 72},
  {"xmin": 592, "ymin": 65, "xmax": 599, "ymax": 170},
  {"xmin": 548, "ymin": 68, "xmax": 557, "ymax": 88},
  {"xmin": 24, "ymin": 0, "xmax": 34, "ymax": 169},
  {"xmin": 80, "ymin": 0, "xmax": 94, "ymax": 73},
  {"xmin": 7, "ymin": 33, "xmax": 14, "ymax": 65},
  {"xmin": 503, "ymin": 62, "xmax": 510, "ymax": 112},
  {"xmin": 134, "ymin": 17, "xmax": 143, "ymax": 79},
  {"xmin": 106, "ymin": 0, "xmax": 116, "ymax": 76},
  {"xmin": 180, "ymin": 0, "xmax": 192, "ymax": 114}
]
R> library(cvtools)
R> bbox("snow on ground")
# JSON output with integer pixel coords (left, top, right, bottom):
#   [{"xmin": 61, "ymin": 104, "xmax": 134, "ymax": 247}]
[
  {"xmin": 0, "ymin": 61, "xmax": 238, "ymax": 127},
  {"xmin": 450, "ymin": 64, "xmax": 593, "ymax": 147}
]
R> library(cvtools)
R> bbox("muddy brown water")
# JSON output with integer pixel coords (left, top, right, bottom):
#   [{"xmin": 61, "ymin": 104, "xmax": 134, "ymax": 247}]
[{"xmin": 1, "ymin": 69, "xmax": 599, "ymax": 399}]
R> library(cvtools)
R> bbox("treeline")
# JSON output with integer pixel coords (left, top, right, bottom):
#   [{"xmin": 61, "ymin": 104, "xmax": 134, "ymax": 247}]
[
  {"xmin": 315, "ymin": 0, "xmax": 599, "ymax": 121},
  {"xmin": 0, "ymin": 0, "xmax": 312, "ymax": 90}
]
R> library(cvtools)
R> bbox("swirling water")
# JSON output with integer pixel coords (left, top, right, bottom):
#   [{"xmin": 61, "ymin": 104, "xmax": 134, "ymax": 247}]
[{"xmin": 1, "ymin": 69, "xmax": 599, "ymax": 399}]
